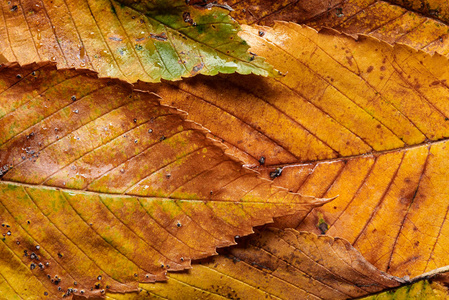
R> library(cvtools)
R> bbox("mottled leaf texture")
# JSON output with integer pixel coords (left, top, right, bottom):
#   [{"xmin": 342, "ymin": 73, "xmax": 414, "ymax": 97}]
[
  {"xmin": 106, "ymin": 228, "xmax": 404, "ymax": 300},
  {"xmin": 0, "ymin": 0, "xmax": 275, "ymax": 82},
  {"xmin": 225, "ymin": 0, "xmax": 449, "ymax": 57},
  {"xmin": 0, "ymin": 63, "xmax": 326, "ymax": 299},
  {"xmin": 136, "ymin": 22, "xmax": 449, "ymax": 279}
]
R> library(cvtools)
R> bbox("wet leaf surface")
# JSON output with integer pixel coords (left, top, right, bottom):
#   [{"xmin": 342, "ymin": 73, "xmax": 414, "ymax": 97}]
[
  {"xmin": 0, "ymin": 63, "xmax": 326, "ymax": 298},
  {"xmin": 106, "ymin": 228, "xmax": 405, "ymax": 300},
  {"xmin": 0, "ymin": 0, "xmax": 275, "ymax": 82}
]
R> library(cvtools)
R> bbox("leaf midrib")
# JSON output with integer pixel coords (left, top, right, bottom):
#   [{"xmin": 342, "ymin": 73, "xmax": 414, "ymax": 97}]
[
  {"xmin": 0, "ymin": 180, "xmax": 301, "ymax": 204},
  {"xmin": 257, "ymin": 137, "xmax": 445, "ymax": 168}
]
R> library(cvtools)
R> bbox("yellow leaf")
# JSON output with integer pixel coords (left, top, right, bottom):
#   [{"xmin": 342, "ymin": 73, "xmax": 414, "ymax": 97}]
[{"xmin": 0, "ymin": 62, "xmax": 326, "ymax": 298}]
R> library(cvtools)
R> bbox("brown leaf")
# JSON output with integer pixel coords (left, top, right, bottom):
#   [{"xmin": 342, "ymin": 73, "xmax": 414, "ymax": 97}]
[
  {"xmin": 0, "ymin": 62, "xmax": 326, "ymax": 298},
  {"xmin": 107, "ymin": 228, "xmax": 405, "ymax": 299}
]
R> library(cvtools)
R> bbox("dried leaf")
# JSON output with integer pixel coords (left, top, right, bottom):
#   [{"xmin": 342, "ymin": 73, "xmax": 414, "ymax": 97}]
[
  {"xmin": 139, "ymin": 21, "xmax": 449, "ymax": 167},
  {"xmin": 107, "ymin": 228, "xmax": 405, "ymax": 300},
  {"xmin": 0, "ymin": 63, "xmax": 326, "ymax": 298},
  {"xmin": 225, "ymin": 0, "xmax": 343, "ymax": 26},
  {"xmin": 0, "ymin": 0, "xmax": 275, "ymax": 82},
  {"xmin": 262, "ymin": 140, "xmax": 449, "ymax": 278},
  {"xmin": 136, "ymin": 22, "xmax": 449, "ymax": 279},
  {"xmin": 387, "ymin": 0, "xmax": 449, "ymax": 26},
  {"xmin": 225, "ymin": 0, "xmax": 449, "ymax": 57}
]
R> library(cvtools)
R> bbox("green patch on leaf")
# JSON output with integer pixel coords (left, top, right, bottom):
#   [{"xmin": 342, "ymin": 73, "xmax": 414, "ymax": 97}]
[
  {"xmin": 360, "ymin": 280, "xmax": 448, "ymax": 299},
  {"xmin": 113, "ymin": 0, "xmax": 277, "ymax": 81}
]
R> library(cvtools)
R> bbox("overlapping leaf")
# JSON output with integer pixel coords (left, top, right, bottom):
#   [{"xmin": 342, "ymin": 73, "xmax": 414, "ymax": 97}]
[
  {"xmin": 2, "ymin": 0, "xmax": 449, "ymax": 298},
  {"xmin": 107, "ymin": 228, "xmax": 405, "ymax": 299},
  {"xmin": 0, "ymin": 0, "xmax": 275, "ymax": 82},
  {"xmin": 225, "ymin": 0, "xmax": 449, "ymax": 57},
  {"xmin": 388, "ymin": 0, "xmax": 449, "ymax": 26},
  {"xmin": 0, "ymin": 62, "xmax": 327, "ymax": 298},
  {"xmin": 140, "ymin": 21, "xmax": 449, "ymax": 167},
  {"xmin": 135, "ymin": 22, "xmax": 449, "ymax": 279}
]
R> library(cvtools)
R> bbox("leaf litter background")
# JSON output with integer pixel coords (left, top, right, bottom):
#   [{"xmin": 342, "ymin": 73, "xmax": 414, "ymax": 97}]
[{"xmin": 2, "ymin": 0, "xmax": 449, "ymax": 299}]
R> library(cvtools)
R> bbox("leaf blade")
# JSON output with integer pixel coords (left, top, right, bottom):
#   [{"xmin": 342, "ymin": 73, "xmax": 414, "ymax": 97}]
[
  {"xmin": 133, "ymin": 22, "xmax": 449, "ymax": 279},
  {"xmin": 0, "ymin": 0, "xmax": 276, "ymax": 82},
  {"xmin": 108, "ymin": 229, "xmax": 405, "ymax": 299},
  {"xmin": 0, "ymin": 62, "xmax": 324, "ymax": 298}
]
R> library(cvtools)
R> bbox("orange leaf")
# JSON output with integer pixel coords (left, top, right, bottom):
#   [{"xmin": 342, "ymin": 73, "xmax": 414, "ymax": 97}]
[
  {"xmin": 262, "ymin": 140, "xmax": 449, "ymax": 278},
  {"xmin": 135, "ymin": 22, "xmax": 449, "ymax": 279},
  {"xmin": 0, "ymin": 62, "xmax": 326, "ymax": 298},
  {"xmin": 140, "ymin": 22, "xmax": 449, "ymax": 167}
]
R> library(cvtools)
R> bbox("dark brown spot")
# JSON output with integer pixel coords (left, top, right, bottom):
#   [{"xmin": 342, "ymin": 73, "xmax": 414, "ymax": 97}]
[
  {"xmin": 367, "ymin": 66, "xmax": 374, "ymax": 73},
  {"xmin": 183, "ymin": 12, "xmax": 196, "ymax": 25},
  {"xmin": 431, "ymin": 80, "xmax": 440, "ymax": 86},
  {"xmin": 346, "ymin": 56, "xmax": 353, "ymax": 66},
  {"xmin": 192, "ymin": 63, "xmax": 204, "ymax": 74}
]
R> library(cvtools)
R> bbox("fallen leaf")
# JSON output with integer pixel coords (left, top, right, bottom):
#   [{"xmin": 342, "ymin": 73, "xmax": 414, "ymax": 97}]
[
  {"xmin": 136, "ymin": 22, "xmax": 449, "ymax": 279},
  {"xmin": 106, "ymin": 228, "xmax": 405, "ymax": 299},
  {"xmin": 387, "ymin": 0, "xmax": 449, "ymax": 26},
  {"xmin": 140, "ymin": 21, "xmax": 449, "ymax": 167},
  {"xmin": 261, "ymin": 140, "xmax": 449, "ymax": 278},
  {"xmin": 0, "ymin": 62, "xmax": 326, "ymax": 298},
  {"xmin": 225, "ymin": 0, "xmax": 449, "ymax": 57},
  {"xmin": 226, "ymin": 0, "xmax": 343, "ymax": 26},
  {"xmin": 0, "ymin": 0, "xmax": 275, "ymax": 82}
]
